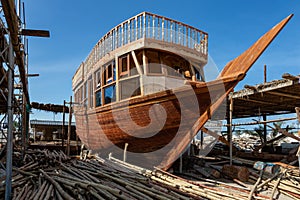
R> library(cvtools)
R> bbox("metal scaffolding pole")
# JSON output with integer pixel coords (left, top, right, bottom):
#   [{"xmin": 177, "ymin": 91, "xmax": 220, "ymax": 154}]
[{"xmin": 5, "ymin": 38, "xmax": 14, "ymax": 200}]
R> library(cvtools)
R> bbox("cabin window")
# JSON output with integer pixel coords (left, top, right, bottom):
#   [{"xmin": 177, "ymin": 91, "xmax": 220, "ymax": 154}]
[
  {"xmin": 104, "ymin": 85, "xmax": 116, "ymax": 104},
  {"xmin": 119, "ymin": 54, "xmax": 138, "ymax": 79},
  {"xmin": 120, "ymin": 77, "xmax": 141, "ymax": 100},
  {"xmin": 95, "ymin": 69, "xmax": 101, "ymax": 88},
  {"xmin": 129, "ymin": 55, "xmax": 138, "ymax": 76},
  {"xmin": 119, "ymin": 56, "xmax": 129, "ymax": 79},
  {"xmin": 103, "ymin": 61, "xmax": 115, "ymax": 85},
  {"xmin": 193, "ymin": 67, "xmax": 204, "ymax": 81},
  {"xmin": 95, "ymin": 90, "xmax": 102, "ymax": 107},
  {"xmin": 167, "ymin": 66, "xmax": 183, "ymax": 78},
  {"xmin": 146, "ymin": 50, "xmax": 162, "ymax": 74}
]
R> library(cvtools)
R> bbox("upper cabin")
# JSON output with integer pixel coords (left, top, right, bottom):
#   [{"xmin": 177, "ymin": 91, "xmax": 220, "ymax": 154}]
[{"xmin": 72, "ymin": 12, "xmax": 208, "ymax": 109}]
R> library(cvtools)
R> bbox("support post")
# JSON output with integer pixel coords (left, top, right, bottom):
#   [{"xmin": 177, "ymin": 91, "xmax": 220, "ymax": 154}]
[
  {"xmin": 226, "ymin": 98, "xmax": 230, "ymax": 142},
  {"xmin": 179, "ymin": 154, "xmax": 183, "ymax": 173},
  {"xmin": 21, "ymin": 95, "xmax": 27, "ymax": 158},
  {"xmin": 67, "ymin": 96, "xmax": 72, "ymax": 156},
  {"xmin": 62, "ymin": 100, "xmax": 65, "ymax": 148},
  {"xmin": 5, "ymin": 38, "xmax": 14, "ymax": 200},
  {"xmin": 229, "ymin": 94, "xmax": 233, "ymax": 166},
  {"xmin": 123, "ymin": 143, "xmax": 128, "ymax": 162},
  {"xmin": 264, "ymin": 64, "xmax": 267, "ymax": 83},
  {"xmin": 263, "ymin": 114, "xmax": 267, "ymax": 144}
]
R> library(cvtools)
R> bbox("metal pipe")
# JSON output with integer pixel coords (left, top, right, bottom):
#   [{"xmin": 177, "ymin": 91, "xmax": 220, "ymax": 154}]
[{"xmin": 5, "ymin": 37, "xmax": 14, "ymax": 200}]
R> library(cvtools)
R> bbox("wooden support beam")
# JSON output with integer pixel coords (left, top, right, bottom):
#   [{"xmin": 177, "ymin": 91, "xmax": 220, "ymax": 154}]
[
  {"xmin": 201, "ymin": 127, "xmax": 238, "ymax": 151},
  {"xmin": 131, "ymin": 51, "xmax": 142, "ymax": 75},
  {"xmin": 244, "ymin": 84, "xmax": 256, "ymax": 90},
  {"xmin": 15, "ymin": 73, "xmax": 39, "ymax": 77},
  {"xmin": 282, "ymin": 73, "xmax": 299, "ymax": 81},
  {"xmin": 236, "ymin": 97, "xmax": 277, "ymax": 105},
  {"xmin": 267, "ymin": 91, "xmax": 300, "ymax": 99},
  {"xmin": 295, "ymin": 107, "xmax": 300, "ymax": 122},
  {"xmin": 225, "ymin": 117, "xmax": 297, "ymax": 127},
  {"xmin": 20, "ymin": 29, "xmax": 50, "ymax": 38}
]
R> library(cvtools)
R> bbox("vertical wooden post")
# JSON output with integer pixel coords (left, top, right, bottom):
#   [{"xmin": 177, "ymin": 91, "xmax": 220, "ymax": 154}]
[
  {"xmin": 200, "ymin": 130, "xmax": 204, "ymax": 150},
  {"xmin": 264, "ymin": 64, "xmax": 267, "ymax": 83},
  {"xmin": 229, "ymin": 94, "xmax": 233, "ymax": 166},
  {"xmin": 67, "ymin": 96, "xmax": 72, "ymax": 156},
  {"xmin": 179, "ymin": 154, "xmax": 183, "ymax": 173},
  {"xmin": 263, "ymin": 114, "xmax": 267, "ymax": 144},
  {"xmin": 62, "ymin": 100, "xmax": 66, "ymax": 148}
]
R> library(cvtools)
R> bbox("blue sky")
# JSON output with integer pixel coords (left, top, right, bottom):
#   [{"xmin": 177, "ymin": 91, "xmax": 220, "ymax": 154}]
[{"xmin": 25, "ymin": 0, "xmax": 300, "ymax": 120}]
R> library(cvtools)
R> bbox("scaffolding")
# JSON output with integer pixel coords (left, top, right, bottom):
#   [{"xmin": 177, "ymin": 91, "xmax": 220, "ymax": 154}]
[{"xmin": 0, "ymin": 1, "xmax": 49, "ymax": 199}]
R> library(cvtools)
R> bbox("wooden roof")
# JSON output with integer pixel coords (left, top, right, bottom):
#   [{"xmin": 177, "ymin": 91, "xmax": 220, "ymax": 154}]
[{"xmin": 231, "ymin": 73, "xmax": 300, "ymax": 118}]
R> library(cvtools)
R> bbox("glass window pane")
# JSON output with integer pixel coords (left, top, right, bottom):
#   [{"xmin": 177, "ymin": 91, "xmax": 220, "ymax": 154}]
[
  {"xmin": 96, "ymin": 90, "xmax": 102, "ymax": 107},
  {"xmin": 104, "ymin": 85, "xmax": 116, "ymax": 104}
]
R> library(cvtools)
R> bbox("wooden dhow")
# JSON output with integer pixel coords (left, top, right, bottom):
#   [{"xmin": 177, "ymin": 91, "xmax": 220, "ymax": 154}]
[{"xmin": 72, "ymin": 12, "xmax": 293, "ymax": 170}]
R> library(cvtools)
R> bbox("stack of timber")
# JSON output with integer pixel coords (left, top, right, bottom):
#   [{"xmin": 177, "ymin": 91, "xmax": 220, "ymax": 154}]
[{"xmin": 1, "ymin": 149, "xmax": 299, "ymax": 199}]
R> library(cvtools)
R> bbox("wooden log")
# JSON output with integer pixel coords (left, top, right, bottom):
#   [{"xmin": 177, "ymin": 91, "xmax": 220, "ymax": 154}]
[
  {"xmin": 270, "ymin": 169, "xmax": 287, "ymax": 200},
  {"xmin": 44, "ymin": 184, "xmax": 54, "ymax": 200},
  {"xmin": 32, "ymin": 181, "xmax": 47, "ymax": 200},
  {"xmin": 222, "ymin": 164, "xmax": 249, "ymax": 182},
  {"xmin": 89, "ymin": 188, "xmax": 106, "ymax": 200},
  {"xmin": 248, "ymin": 168, "xmax": 264, "ymax": 200},
  {"xmin": 39, "ymin": 182, "xmax": 51, "ymax": 200},
  {"xmin": 39, "ymin": 169, "xmax": 75, "ymax": 200},
  {"xmin": 125, "ymin": 185, "xmax": 154, "ymax": 200},
  {"xmin": 257, "ymin": 172, "xmax": 280, "ymax": 189}
]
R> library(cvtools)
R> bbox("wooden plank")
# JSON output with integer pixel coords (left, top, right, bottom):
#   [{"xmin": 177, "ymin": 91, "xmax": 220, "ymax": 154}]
[
  {"xmin": 282, "ymin": 73, "xmax": 299, "ymax": 81},
  {"xmin": 20, "ymin": 29, "xmax": 50, "ymax": 37},
  {"xmin": 267, "ymin": 91, "xmax": 300, "ymax": 99}
]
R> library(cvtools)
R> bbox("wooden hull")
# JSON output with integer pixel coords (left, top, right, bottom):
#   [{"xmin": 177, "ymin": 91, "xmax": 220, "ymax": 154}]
[{"xmin": 74, "ymin": 78, "xmax": 237, "ymax": 169}]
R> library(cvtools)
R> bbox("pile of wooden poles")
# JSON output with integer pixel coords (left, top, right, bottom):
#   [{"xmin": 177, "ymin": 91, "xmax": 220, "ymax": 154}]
[
  {"xmin": 0, "ymin": 149, "xmax": 198, "ymax": 199},
  {"xmin": 247, "ymin": 167, "xmax": 300, "ymax": 199},
  {"xmin": 0, "ymin": 149, "xmax": 299, "ymax": 200}
]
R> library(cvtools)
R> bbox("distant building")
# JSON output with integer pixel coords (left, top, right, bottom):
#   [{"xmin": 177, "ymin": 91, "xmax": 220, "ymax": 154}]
[{"xmin": 30, "ymin": 120, "xmax": 76, "ymax": 141}]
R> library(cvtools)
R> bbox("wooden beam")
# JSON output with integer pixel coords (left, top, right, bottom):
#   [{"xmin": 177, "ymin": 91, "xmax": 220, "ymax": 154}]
[
  {"xmin": 271, "ymin": 123, "xmax": 300, "ymax": 142},
  {"xmin": 20, "ymin": 29, "xmax": 50, "ymax": 38},
  {"xmin": 244, "ymin": 84, "xmax": 256, "ymax": 90},
  {"xmin": 224, "ymin": 117, "xmax": 297, "ymax": 127},
  {"xmin": 142, "ymin": 50, "xmax": 147, "ymax": 75},
  {"xmin": 131, "ymin": 51, "xmax": 142, "ymax": 75},
  {"xmin": 15, "ymin": 73, "xmax": 39, "ymax": 77},
  {"xmin": 267, "ymin": 91, "xmax": 300, "ymax": 99},
  {"xmin": 236, "ymin": 97, "xmax": 277, "ymax": 105},
  {"xmin": 282, "ymin": 73, "xmax": 299, "ymax": 81},
  {"xmin": 296, "ymin": 107, "xmax": 300, "ymax": 122}
]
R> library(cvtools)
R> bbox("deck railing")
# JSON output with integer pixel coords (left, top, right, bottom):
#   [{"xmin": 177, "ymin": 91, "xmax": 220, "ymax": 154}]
[{"xmin": 81, "ymin": 12, "xmax": 208, "ymax": 76}]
